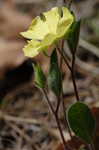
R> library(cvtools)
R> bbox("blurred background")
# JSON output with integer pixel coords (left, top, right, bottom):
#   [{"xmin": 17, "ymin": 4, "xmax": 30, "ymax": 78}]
[{"xmin": 0, "ymin": 0, "xmax": 99, "ymax": 150}]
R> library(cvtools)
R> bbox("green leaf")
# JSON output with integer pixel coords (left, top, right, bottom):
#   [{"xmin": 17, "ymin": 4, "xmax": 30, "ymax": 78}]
[
  {"xmin": 67, "ymin": 20, "xmax": 81, "ymax": 54},
  {"xmin": 33, "ymin": 64, "xmax": 46, "ymax": 89},
  {"xmin": 48, "ymin": 49, "xmax": 62, "ymax": 97},
  {"xmin": 67, "ymin": 102, "xmax": 95, "ymax": 144}
]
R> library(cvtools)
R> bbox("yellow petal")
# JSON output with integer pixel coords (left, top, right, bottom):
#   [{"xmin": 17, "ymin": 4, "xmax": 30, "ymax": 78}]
[
  {"xmin": 23, "ymin": 34, "xmax": 57, "ymax": 57},
  {"xmin": 21, "ymin": 16, "xmax": 49, "ymax": 40},
  {"xmin": 44, "ymin": 7, "xmax": 60, "ymax": 34},
  {"xmin": 21, "ymin": 7, "xmax": 74, "ymax": 58},
  {"xmin": 23, "ymin": 40, "xmax": 41, "ymax": 57},
  {"xmin": 42, "ymin": 34, "xmax": 57, "ymax": 47},
  {"xmin": 57, "ymin": 7, "xmax": 74, "ymax": 38}
]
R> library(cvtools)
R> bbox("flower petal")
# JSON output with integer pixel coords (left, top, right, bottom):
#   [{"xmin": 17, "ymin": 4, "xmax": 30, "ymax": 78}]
[
  {"xmin": 44, "ymin": 7, "xmax": 60, "ymax": 34},
  {"xmin": 23, "ymin": 40, "xmax": 41, "ymax": 57},
  {"xmin": 57, "ymin": 7, "xmax": 74, "ymax": 38},
  {"xmin": 23, "ymin": 34, "xmax": 57, "ymax": 57},
  {"xmin": 21, "ymin": 16, "xmax": 49, "ymax": 40},
  {"xmin": 21, "ymin": 7, "xmax": 74, "ymax": 58}
]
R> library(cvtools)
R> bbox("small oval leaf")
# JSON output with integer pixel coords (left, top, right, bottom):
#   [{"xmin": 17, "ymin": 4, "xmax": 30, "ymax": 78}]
[{"xmin": 67, "ymin": 102, "xmax": 95, "ymax": 144}]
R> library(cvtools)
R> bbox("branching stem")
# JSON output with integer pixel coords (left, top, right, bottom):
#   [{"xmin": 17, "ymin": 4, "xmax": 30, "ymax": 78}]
[
  {"xmin": 59, "ymin": 40, "xmax": 73, "ymax": 139},
  {"xmin": 42, "ymin": 88, "xmax": 70, "ymax": 150},
  {"xmin": 57, "ymin": 45, "xmax": 80, "ymax": 102},
  {"xmin": 57, "ymin": 46, "xmax": 71, "ymax": 71}
]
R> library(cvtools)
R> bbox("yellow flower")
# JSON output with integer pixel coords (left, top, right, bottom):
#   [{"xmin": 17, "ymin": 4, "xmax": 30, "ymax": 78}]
[{"xmin": 21, "ymin": 7, "xmax": 74, "ymax": 57}]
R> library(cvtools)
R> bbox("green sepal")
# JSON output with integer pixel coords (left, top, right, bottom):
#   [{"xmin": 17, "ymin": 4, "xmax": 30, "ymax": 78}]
[
  {"xmin": 33, "ymin": 64, "xmax": 46, "ymax": 89},
  {"xmin": 67, "ymin": 20, "xmax": 81, "ymax": 54},
  {"xmin": 48, "ymin": 49, "xmax": 62, "ymax": 97}
]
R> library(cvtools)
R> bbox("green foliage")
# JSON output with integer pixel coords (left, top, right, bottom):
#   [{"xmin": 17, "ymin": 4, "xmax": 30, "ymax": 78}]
[
  {"xmin": 34, "ymin": 64, "xmax": 46, "ymax": 89},
  {"xmin": 48, "ymin": 49, "xmax": 62, "ymax": 97},
  {"xmin": 67, "ymin": 102, "xmax": 95, "ymax": 144},
  {"xmin": 67, "ymin": 20, "xmax": 81, "ymax": 54}
]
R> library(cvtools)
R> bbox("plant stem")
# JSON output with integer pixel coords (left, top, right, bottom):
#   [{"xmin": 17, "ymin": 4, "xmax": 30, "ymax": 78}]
[
  {"xmin": 42, "ymin": 88, "xmax": 70, "ymax": 150},
  {"xmin": 57, "ymin": 46, "xmax": 71, "ymax": 71},
  {"xmin": 62, "ymin": 48, "xmax": 80, "ymax": 101},
  {"xmin": 59, "ymin": 40, "xmax": 73, "ymax": 139},
  {"xmin": 57, "ymin": 45, "xmax": 80, "ymax": 102},
  {"xmin": 55, "ymin": 113, "xmax": 68, "ymax": 150},
  {"xmin": 42, "ymin": 88, "xmax": 55, "ymax": 114},
  {"xmin": 62, "ymin": 92, "xmax": 72, "ymax": 139},
  {"xmin": 71, "ymin": 54, "xmax": 80, "ymax": 101},
  {"xmin": 55, "ymin": 96, "xmax": 61, "ymax": 114}
]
